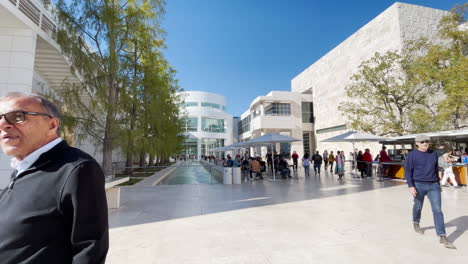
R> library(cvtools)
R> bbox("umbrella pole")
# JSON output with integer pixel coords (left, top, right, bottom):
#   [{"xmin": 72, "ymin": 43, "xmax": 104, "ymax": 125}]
[
  {"xmin": 272, "ymin": 143, "xmax": 275, "ymax": 180},
  {"xmin": 354, "ymin": 141, "xmax": 357, "ymax": 177},
  {"xmin": 268, "ymin": 143, "xmax": 283, "ymax": 182},
  {"xmin": 350, "ymin": 140, "xmax": 361, "ymax": 181}
]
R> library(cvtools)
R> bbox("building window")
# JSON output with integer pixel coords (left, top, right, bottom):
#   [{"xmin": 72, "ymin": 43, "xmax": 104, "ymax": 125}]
[
  {"xmin": 303, "ymin": 132, "xmax": 311, "ymax": 155},
  {"xmin": 302, "ymin": 102, "xmax": 314, "ymax": 123},
  {"xmin": 201, "ymin": 138, "xmax": 224, "ymax": 158},
  {"xmin": 265, "ymin": 103, "xmax": 290, "ymax": 116},
  {"xmin": 182, "ymin": 138, "xmax": 198, "ymax": 158},
  {"xmin": 222, "ymin": 106, "xmax": 226, "ymax": 111},
  {"xmin": 201, "ymin": 117, "xmax": 225, "ymax": 133},
  {"xmin": 316, "ymin": 124, "xmax": 347, "ymax": 134},
  {"xmin": 185, "ymin": 102, "xmax": 198, "ymax": 107},
  {"xmin": 201, "ymin": 102, "xmax": 221, "ymax": 109},
  {"xmin": 238, "ymin": 114, "xmax": 251, "ymax": 135},
  {"xmin": 280, "ymin": 143, "xmax": 291, "ymax": 158},
  {"xmin": 183, "ymin": 117, "xmax": 198, "ymax": 132},
  {"xmin": 252, "ymin": 109, "xmax": 261, "ymax": 118}
]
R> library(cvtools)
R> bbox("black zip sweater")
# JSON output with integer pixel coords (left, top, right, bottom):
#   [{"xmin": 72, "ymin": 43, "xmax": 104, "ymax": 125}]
[{"xmin": 0, "ymin": 141, "xmax": 109, "ymax": 264}]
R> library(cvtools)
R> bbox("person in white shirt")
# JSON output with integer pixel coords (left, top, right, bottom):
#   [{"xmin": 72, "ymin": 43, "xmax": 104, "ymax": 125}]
[{"xmin": 440, "ymin": 149, "xmax": 460, "ymax": 188}]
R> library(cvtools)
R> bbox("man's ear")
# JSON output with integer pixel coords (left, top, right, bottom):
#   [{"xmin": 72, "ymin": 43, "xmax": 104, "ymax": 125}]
[{"xmin": 49, "ymin": 118, "xmax": 60, "ymax": 134}]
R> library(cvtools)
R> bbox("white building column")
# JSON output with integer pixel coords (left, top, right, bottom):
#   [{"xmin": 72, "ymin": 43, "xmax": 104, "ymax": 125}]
[
  {"xmin": 0, "ymin": 15, "xmax": 37, "ymax": 93},
  {"xmin": 0, "ymin": 13, "xmax": 38, "ymax": 188},
  {"xmin": 197, "ymin": 138, "xmax": 202, "ymax": 160}
]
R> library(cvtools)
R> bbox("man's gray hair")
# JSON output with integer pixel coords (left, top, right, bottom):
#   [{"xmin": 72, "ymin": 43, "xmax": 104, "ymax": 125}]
[{"xmin": 0, "ymin": 92, "xmax": 62, "ymax": 136}]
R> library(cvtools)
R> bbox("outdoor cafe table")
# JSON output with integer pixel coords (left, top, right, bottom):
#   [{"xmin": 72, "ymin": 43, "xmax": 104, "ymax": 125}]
[
  {"xmin": 381, "ymin": 161, "xmax": 405, "ymax": 179},
  {"xmin": 379, "ymin": 161, "xmax": 467, "ymax": 186}
]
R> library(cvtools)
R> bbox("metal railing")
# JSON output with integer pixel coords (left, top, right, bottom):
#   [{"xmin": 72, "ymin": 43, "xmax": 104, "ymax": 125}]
[{"xmin": 8, "ymin": 0, "xmax": 57, "ymax": 39}]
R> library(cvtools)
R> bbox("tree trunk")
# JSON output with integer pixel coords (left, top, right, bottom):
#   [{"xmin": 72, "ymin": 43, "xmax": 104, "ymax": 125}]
[
  {"xmin": 125, "ymin": 42, "xmax": 139, "ymax": 174},
  {"xmin": 125, "ymin": 102, "xmax": 136, "ymax": 175},
  {"xmin": 139, "ymin": 150, "xmax": 145, "ymax": 167},
  {"xmin": 102, "ymin": 133, "xmax": 114, "ymax": 178},
  {"xmin": 125, "ymin": 148, "xmax": 133, "ymax": 175},
  {"xmin": 102, "ymin": 117, "xmax": 114, "ymax": 179},
  {"xmin": 149, "ymin": 154, "xmax": 155, "ymax": 166},
  {"xmin": 102, "ymin": 1, "xmax": 118, "ymax": 179}
]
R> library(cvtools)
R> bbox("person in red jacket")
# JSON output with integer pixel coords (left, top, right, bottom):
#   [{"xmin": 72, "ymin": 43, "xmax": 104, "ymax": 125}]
[
  {"xmin": 379, "ymin": 146, "xmax": 392, "ymax": 177},
  {"xmin": 291, "ymin": 151, "xmax": 299, "ymax": 171},
  {"xmin": 363, "ymin": 148, "xmax": 373, "ymax": 177}
]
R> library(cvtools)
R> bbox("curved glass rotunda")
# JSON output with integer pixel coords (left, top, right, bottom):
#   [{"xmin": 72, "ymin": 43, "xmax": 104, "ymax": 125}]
[{"xmin": 179, "ymin": 91, "xmax": 234, "ymax": 159}]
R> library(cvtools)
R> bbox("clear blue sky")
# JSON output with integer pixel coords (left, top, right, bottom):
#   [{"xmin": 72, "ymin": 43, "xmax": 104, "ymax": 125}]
[{"xmin": 162, "ymin": 0, "xmax": 461, "ymax": 117}]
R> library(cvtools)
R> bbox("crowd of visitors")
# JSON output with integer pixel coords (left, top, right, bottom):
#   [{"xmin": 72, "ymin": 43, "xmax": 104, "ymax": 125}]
[
  {"xmin": 219, "ymin": 149, "xmax": 352, "ymax": 181},
  {"xmin": 205, "ymin": 142, "xmax": 467, "ymax": 184},
  {"xmin": 211, "ymin": 147, "xmax": 380, "ymax": 181}
]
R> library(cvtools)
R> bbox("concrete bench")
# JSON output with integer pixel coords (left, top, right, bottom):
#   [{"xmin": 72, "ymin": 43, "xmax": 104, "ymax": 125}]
[{"xmin": 105, "ymin": 177, "xmax": 129, "ymax": 209}]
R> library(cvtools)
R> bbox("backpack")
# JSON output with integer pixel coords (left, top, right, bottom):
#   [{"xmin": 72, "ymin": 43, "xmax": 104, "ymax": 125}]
[
  {"xmin": 313, "ymin": 154, "xmax": 322, "ymax": 163},
  {"xmin": 438, "ymin": 155, "xmax": 451, "ymax": 169}
]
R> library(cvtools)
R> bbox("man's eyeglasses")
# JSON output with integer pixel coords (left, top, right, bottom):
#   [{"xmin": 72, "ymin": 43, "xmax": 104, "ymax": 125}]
[
  {"xmin": 0, "ymin": 111, "xmax": 53, "ymax": 125},
  {"xmin": 418, "ymin": 140, "xmax": 430, "ymax": 144}
]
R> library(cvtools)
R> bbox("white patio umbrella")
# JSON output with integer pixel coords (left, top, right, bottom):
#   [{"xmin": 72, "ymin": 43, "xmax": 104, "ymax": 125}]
[
  {"xmin": 208, "ymin": 146, "xmax": 231, "ymax": 152},
  {"xmin": 321, "ymin": 131, "xmax": 388, "ymax": 178},
  {"xmin": 321, "ymin": 131, "xmax": 387, "ymax": 143},
  {"xmin": 209, "ymin": 142, "xmax": 248, "ymax": 151},
  {"xmin": 449, "ymin": 129, "xmax": 468, "ymax": 138},
  {"xmin": 237, "ymin": 133, "xmax": 302, "ymax": 181}
]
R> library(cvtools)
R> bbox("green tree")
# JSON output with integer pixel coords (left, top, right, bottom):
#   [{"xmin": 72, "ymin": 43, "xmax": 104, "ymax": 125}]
[
  {"xmin": 136, "ymin": 53, "xmax": 184, "ymax": 166},
  {"xmin": 53, "ymin": 0, "xmax": 183, "ymax": 177},
  {"xmin": 116, "ymin": 1, "xmax": 184, "ymax": 170},
  {"xmin": 340, "ymin": 4, "xmax": 468, "ymax": 135},
  {"xmin": 409, "ymin": 4, "xmax": 468, "ymax": 129},
  {"xmin": 338, "ymin": 51, "xmax": 435, "ymax": 136},
  {"xmin": 116, "ymin": 0, "xmax": 166, "ymax": 172}
]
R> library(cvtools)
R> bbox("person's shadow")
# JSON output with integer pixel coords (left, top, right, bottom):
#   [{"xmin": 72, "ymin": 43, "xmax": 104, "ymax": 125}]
[{"xmin": 422, "ymin": 215, "xmax": 468, "ymax": 242}]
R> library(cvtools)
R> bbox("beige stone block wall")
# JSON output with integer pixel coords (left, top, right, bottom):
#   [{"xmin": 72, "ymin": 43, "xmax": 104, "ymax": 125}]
[{"xmin": 291, "ymin": 3, "xmax": 448, "ymax": 157}]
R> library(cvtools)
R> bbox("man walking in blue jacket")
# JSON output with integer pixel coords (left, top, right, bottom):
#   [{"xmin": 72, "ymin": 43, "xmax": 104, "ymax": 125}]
[{"xmin": 405, "ymin": 135, "xmax": 455, "ymax": 249}]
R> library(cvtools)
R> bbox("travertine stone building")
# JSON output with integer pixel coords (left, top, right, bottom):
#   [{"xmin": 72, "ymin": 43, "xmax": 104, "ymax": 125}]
[{"xmin": 291, "ymin": 2, "xmax": 448, "ymax": 155}]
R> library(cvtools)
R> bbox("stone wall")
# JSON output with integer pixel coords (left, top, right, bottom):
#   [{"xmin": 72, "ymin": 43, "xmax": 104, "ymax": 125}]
[{"xmin": 291, "ymin": 2, "xmax": 448, "ymax": 156}]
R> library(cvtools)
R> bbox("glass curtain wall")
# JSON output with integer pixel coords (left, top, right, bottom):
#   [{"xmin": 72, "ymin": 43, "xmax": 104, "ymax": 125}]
[
  {"xmin": 303, "ymin": 132, "xmax": 311, "ymax": 155},
  {"xmin": 280, "ymin": 143, "xmax": 291, "ymax": 158},
  {"xmin": 201, "ymin": 102, "xmax": 221, "ymax": 109},
  {"xmin": 302, "ymin": 102, "xmax": 314, "ymax": 123},
  {"xmin": 183, "ymin": 138, "xmax": 198, "ymax": 158},
  {"xmin": 201, "ymin": 117, "xmax": 225, "ymax": 133},
  {"xmin": 183, "ymin": 117, "xmax": 198, "ymax": 132},
  {"xmin": 265, "ymin": 103, "xmax": 291, "ymax": 116},
  {"xmin": 201, "ymin": 138, "xmax": 225, "ymax": 158},
  {"xmin": 238, "ymin": 115, "xmax": 251, "ymax": 135}
]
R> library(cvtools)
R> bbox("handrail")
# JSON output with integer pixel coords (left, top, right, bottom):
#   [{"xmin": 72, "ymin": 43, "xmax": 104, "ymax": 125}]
[{"xmin": 7, "ymin": 0, "xmax": 58, "ymax": 39}]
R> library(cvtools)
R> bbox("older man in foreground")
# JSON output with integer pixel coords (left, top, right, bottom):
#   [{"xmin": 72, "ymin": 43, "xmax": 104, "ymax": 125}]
[{"xmin": 0, "ymin": 92, "xmax": 109, "ymax": 263}]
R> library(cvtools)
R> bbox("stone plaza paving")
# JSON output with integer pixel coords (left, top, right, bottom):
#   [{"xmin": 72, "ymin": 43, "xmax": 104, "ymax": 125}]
[{"xmin": 108, "ymin": 169, "xmax": 468, "ymax": 264}]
